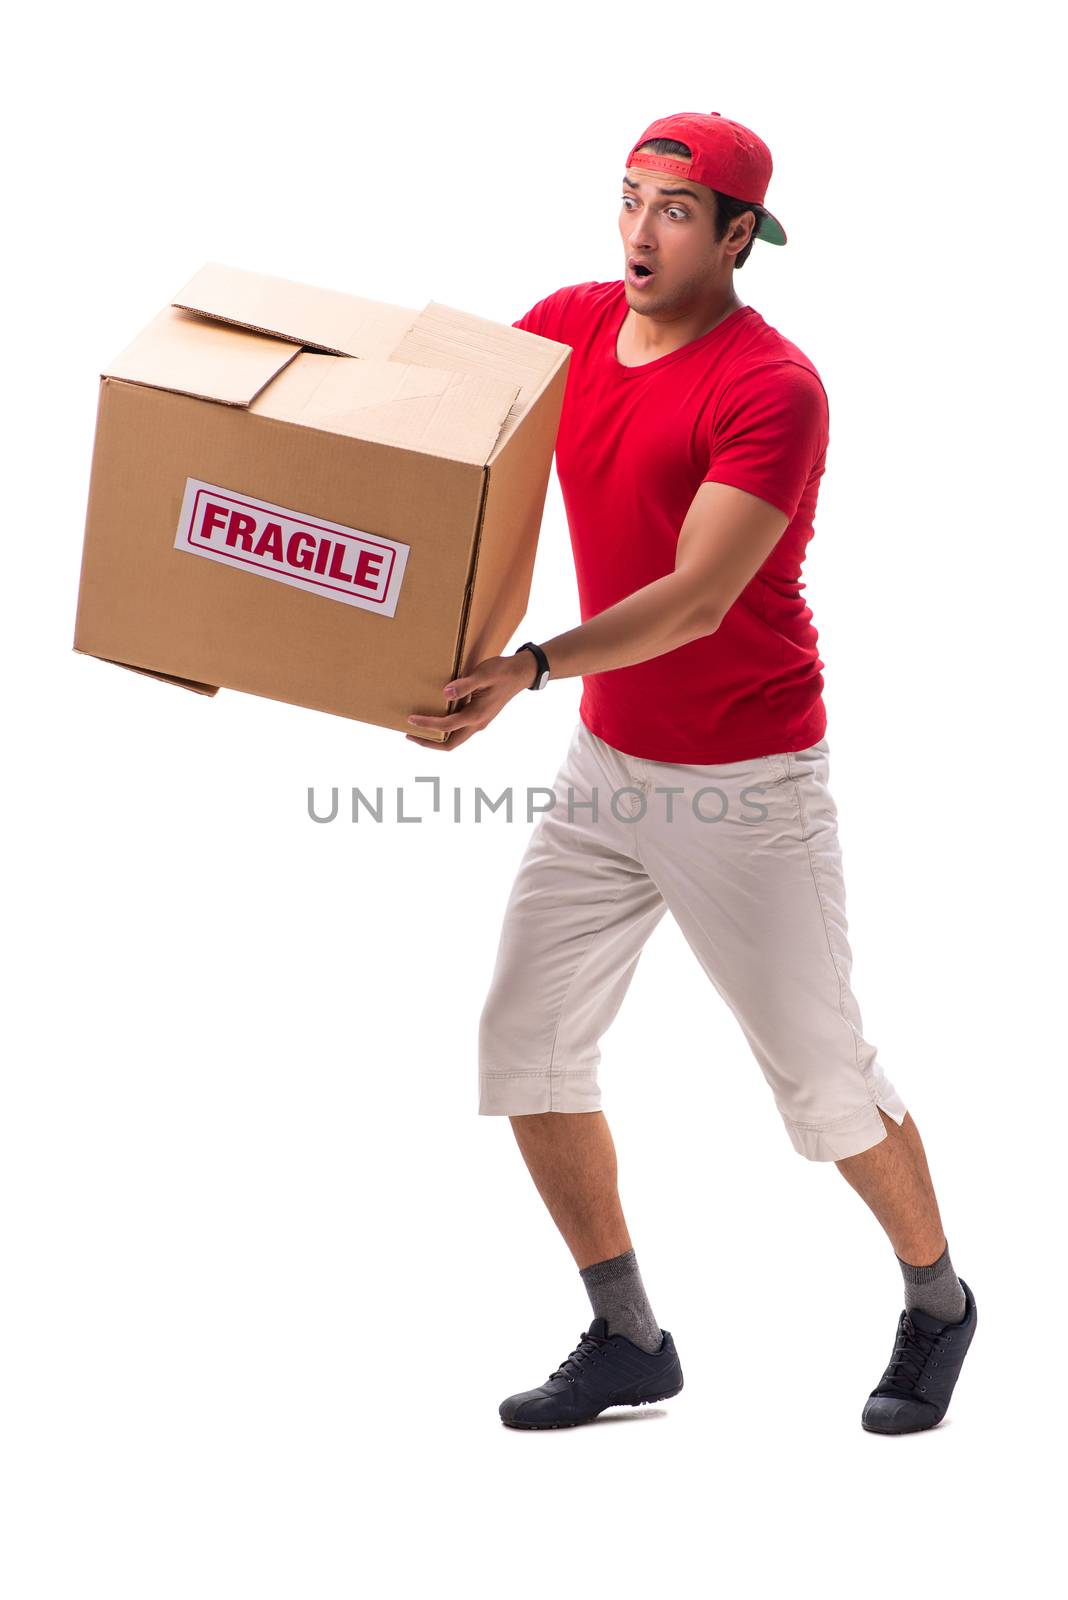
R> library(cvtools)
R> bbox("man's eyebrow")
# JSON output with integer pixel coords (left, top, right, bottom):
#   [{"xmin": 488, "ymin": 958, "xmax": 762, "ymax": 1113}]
[{"xmin": 621, "ymin": 175, "xmax": 702, "ymax": 202}]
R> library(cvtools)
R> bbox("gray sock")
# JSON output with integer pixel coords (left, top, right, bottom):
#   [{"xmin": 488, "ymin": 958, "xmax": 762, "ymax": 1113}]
[
  {"xmin": 579, "ymin": 1248, "xmax": 663, "ymax": 1354},
  {"xmin": 896, "ymin": 1241, "xmax": 966, "ymax": 1325}
]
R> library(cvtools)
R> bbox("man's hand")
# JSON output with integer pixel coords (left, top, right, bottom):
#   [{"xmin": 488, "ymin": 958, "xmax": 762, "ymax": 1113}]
[{"xmin": 406, "ymin": 651, "xmax": 535, "ymax": 750}]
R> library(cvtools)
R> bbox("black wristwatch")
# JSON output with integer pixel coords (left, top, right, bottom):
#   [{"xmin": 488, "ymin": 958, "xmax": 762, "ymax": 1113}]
[{"xmin": 516, "ymin": 641, "xmax": 551, "ymax": 690}]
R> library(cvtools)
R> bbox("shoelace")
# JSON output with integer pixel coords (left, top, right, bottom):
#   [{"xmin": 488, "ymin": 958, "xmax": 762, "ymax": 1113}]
[
  {"xmin": 547, "ymin": 1328, "xmax": 612, "ymax": 1384},
  {"xmin": 881, "ymin": 1311, "xmax": 941, "ymax": 1396}
]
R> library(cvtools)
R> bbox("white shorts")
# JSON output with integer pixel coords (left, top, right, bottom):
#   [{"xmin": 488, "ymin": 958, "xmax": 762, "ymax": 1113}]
[{"xmin": 477, "ymin": 718, "xmax": 907, "ymax": 1161}]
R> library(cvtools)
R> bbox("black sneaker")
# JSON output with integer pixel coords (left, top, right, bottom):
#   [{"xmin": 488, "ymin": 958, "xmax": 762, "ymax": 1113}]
[
  {"xmin": 499, "ymin": 1315, "xmax": 684, "ymax": 1430},
  {"xmin": 862, "ymin": 1277, "xmax": 978, "ymax": 1434}
]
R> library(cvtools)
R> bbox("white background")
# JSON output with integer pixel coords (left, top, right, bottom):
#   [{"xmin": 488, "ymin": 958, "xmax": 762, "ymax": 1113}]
[{"xmin": 3, "ymin": 2, "xmax": 1063, "ymax": 1594}]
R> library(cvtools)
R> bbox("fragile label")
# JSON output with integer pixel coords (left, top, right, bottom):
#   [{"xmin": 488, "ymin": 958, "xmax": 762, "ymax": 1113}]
[{"xmin": 174, "ymin": 478, "xmax": 410, "ymax": 617}]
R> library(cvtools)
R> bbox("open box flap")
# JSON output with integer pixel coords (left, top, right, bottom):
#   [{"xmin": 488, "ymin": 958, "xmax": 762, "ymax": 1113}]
[
  {"xmin": 390, "ymin": 300, "xmax": 568, "ymax": 413},
  {"xmin": 249, "ymin": 352, "xmax": 520, "ymax": 465},
  {"xmin": 171, "ymin": 261, "xmax": 418, "ymax": 360},
  {"xmin": 103, "ymin": 306, "xmax": 301, "ymax": 406}
]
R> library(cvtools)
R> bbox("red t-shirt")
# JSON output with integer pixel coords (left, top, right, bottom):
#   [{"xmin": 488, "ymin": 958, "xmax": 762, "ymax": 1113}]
[{"xmin": 512, "ymin": 279, "xmax": 830, "ymax": 762}]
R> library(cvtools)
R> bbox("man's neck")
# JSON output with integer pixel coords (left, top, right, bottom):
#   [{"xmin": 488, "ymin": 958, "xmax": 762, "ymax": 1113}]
[{"xmin": 618, "ymin": 289, "xmax": 745, "ymax": 366}]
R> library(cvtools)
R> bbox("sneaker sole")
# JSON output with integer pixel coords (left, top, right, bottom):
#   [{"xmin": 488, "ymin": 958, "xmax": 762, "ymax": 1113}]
[
  {"xmin": 861, "ymin": 1412, "xmax": 944, "ymax": 1435},
  {"xmin": 500, "ymin": 1381, "xmax": 684, "ymax": 1430}
]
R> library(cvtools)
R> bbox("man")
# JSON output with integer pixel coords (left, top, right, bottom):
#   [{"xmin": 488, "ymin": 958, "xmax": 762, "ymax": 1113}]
[{"xmin": 407, "ymin": 111, "xmax": 977, "ymax": 1434}]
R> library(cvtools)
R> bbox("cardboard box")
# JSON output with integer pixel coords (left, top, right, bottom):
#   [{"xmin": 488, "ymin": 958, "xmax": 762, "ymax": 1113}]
[{"xmin": 72, "ymin": 262, "xmax": 570, "ymax": 741}]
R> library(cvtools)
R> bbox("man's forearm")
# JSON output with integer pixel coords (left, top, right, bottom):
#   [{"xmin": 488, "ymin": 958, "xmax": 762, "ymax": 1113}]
[{"xmin": 538, "ymin": 572, "xmax": 720, "ymax": 681}]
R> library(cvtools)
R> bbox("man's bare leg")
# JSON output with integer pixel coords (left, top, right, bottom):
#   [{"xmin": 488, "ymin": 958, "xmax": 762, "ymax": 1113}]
[
  {"xmin": 508, "ymin": 1104, "xmax": 952, "ymax": 1277},
  {"xmin": 508, "ymin": 1110, "xmax": 631, "ymax": 1271},
  {"xmin": 835, "ymin": 1108, "xmax": 948, "ymax": 1263},
  {"xmin": 497, "ymin": 1110, "xmax": 681, "ymax": 1422},
  {"xmin": 838, "ymin": 1108, "xmax": 975, "ymax": 1431}
]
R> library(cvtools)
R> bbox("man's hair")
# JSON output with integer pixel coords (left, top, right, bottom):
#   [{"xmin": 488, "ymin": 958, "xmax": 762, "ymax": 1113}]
[{"xmin": 633, "ymin": 138, "xmax": 767, "ymax": 270}]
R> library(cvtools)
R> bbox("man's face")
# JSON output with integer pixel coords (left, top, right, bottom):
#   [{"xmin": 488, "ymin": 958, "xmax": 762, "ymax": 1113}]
[{"xmin": 619, "ymin": 161, "xmax": 742, "ymax": 309}]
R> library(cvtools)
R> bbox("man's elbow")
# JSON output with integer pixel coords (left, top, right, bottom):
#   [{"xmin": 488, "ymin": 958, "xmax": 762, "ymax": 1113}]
[{"xmin": 677, "ymin": 582, "xmax": 726, "ymax": 642}]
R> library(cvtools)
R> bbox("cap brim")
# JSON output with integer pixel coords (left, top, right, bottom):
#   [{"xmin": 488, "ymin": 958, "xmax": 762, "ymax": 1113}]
[{"xmin": 755, "ymin": 211, "xmax": 787, "ymax": 246}]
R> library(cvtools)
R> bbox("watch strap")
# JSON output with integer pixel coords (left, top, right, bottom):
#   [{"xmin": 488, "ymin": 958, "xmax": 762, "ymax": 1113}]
[{"xmin": 516, "ymin": 641, "xmax": 550, "ymax": 690}]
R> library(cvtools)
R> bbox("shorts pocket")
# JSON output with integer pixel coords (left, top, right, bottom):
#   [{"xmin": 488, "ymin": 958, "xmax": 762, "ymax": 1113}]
[{"xmin": 760, "ymin": 753, "xmax": 790, "ymax": 784}]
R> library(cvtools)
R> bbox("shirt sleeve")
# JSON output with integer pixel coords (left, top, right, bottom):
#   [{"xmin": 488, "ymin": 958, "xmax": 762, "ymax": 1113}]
[
  {"xmin": 512, "ymin": 298, "xmax": 552, "ymax": 336},
  {"xmin": 511, "ymin": 283, "xmax": 591, "ymax": 342},
  {"xmin": 703, "ymin": 361, "xmax": 829, "ymax": 523}
]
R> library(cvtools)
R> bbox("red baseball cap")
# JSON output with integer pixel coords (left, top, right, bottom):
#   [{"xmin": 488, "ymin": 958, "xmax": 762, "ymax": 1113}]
[{"xmin": 625, "ymin": 110, "xmax": 787, "ymax": 247}]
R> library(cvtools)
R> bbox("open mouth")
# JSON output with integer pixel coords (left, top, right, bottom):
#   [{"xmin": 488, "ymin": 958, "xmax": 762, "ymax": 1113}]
[{"xmin": 627, "ymin": 261, "xmax": 656, "ymax": 287}]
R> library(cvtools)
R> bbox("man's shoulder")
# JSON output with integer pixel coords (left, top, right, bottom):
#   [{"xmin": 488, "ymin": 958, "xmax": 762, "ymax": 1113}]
[
  {"xmin": 511, "ymin": 279, "xmax": 620, "ymax": 341},
  {"xmin": 732, "ymin": 310, "xmax": 827, "ymax": 399},
  {"xmin": 706, "ymin": 314, "xmax": 830, "ymax": 449}
]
